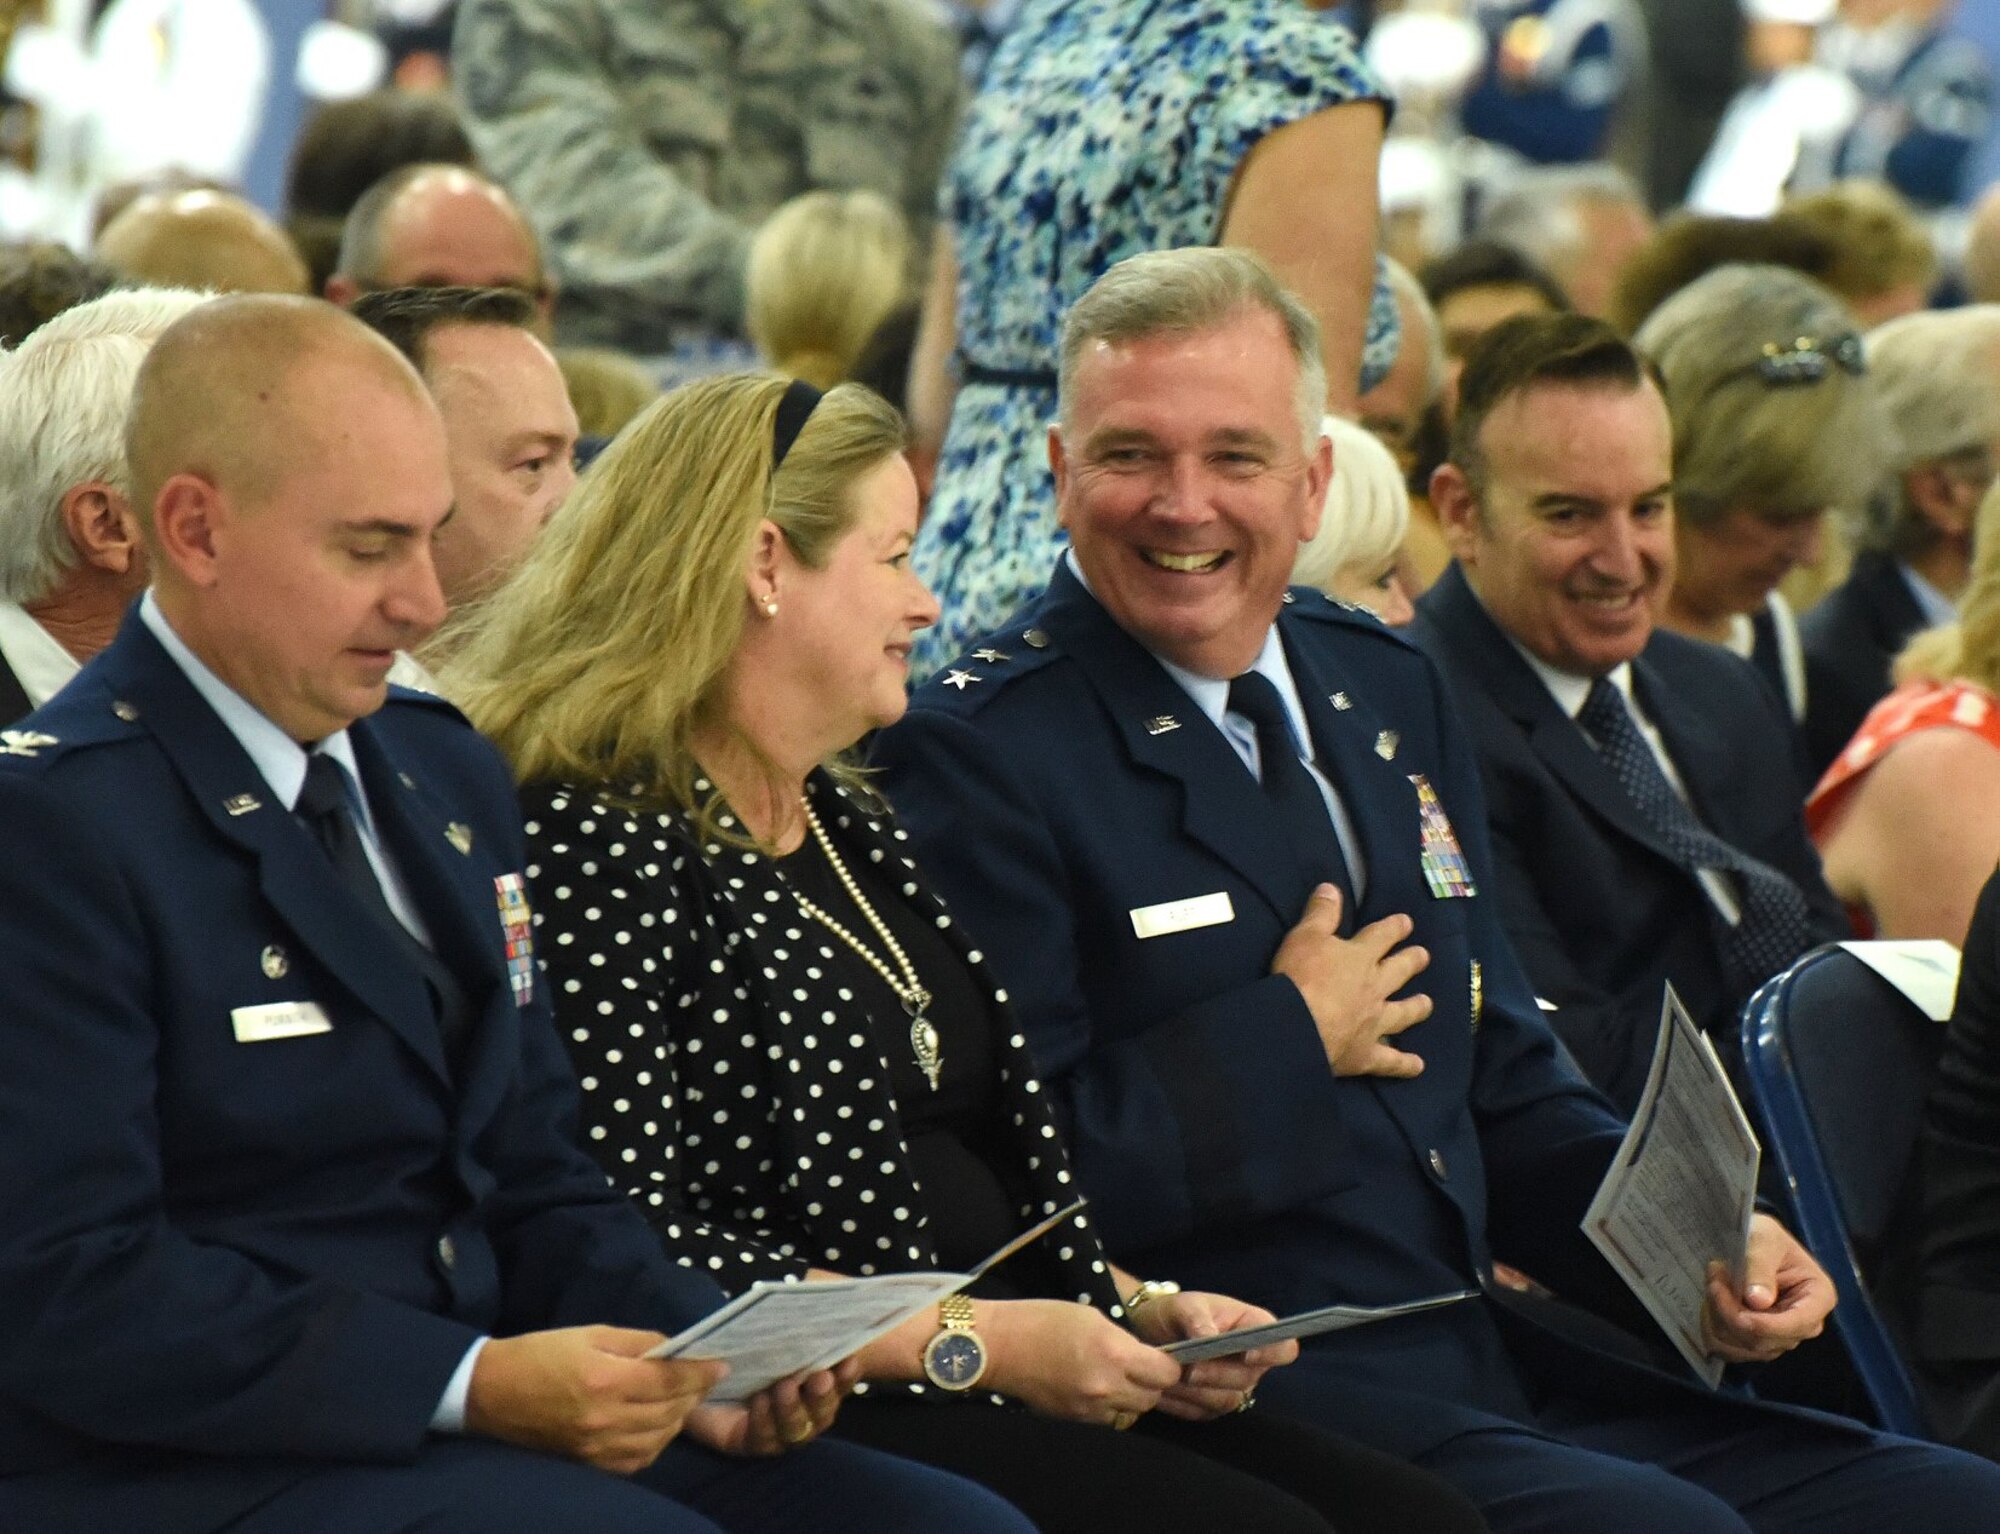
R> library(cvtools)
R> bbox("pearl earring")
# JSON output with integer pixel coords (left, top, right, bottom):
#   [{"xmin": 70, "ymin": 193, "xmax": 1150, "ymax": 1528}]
[{"xmin": 763, "ymin": 599, "xmax": 779, "ymax": 617}]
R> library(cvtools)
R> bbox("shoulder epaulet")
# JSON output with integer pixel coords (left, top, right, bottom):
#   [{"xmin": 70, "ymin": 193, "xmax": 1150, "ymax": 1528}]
[
  {"xmin": 0, "ymin": 678, "xmax": 144, "ymax": 772},
  {"xmin": 1282, "ymin": 585, "xmax": 1417, "ymax": 648},
  {"xmin": 910, "ymin": 618, "xmax": 1065, "ymax": 715},
  {"xmin": 381, "ymin": 681, "xmax": 474, "ymax": 727}
]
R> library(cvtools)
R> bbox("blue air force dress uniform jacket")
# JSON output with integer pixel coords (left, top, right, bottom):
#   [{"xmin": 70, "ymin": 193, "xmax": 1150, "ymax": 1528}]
[
  {"xmin": 871, "ymin": 564, "xmax": 1728, "ymax": 1457},
  {"xmin": 0, "ymin": 610, "xmax": 727, "ymax": 1532}
]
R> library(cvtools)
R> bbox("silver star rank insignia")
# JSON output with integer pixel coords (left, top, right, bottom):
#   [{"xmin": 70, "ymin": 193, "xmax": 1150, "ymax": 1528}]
[
  {"xmin": 1374, "ymin": 730, "xmax": 1400, "ymax": 761},
  {"xmin": 972, "ymin": 648, "xmax": 1010, "ymax": 664},
  {"xmin": 942, "ymin": 669, "xmax": 980, "ymax": 690},
  {"xmin": 0, "ymin": 729, "xmax": 58, "ymax": 757}
]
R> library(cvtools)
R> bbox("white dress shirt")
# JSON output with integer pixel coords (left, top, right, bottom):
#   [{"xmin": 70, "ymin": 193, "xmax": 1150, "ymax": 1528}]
[{"xmin": 0, "ymin": 601, "xmax": 83, "ymax": 711}]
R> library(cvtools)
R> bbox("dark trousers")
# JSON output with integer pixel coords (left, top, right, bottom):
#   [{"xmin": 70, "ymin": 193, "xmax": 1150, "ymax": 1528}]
[
  {"xmin": 1257, "ymin": 1347, "xmax": 2000, "ymax": 1534},
  {"xmin": 3, "ymin": 1434, "xmax": 1035, "ymax": 1534},
  {"xmin": 831, "ymin": 1394, "xmax": 1488, "ymax": 1534}
]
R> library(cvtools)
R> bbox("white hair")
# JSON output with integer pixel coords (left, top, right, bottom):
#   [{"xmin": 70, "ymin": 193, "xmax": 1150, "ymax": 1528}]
[
  {"xmin": 1292, "ymin": 415, "xmax": 1411, "ymax": 591},
  {"xmin": 0, "ymin": 286, "xmax": 210, "ymax": 603}
]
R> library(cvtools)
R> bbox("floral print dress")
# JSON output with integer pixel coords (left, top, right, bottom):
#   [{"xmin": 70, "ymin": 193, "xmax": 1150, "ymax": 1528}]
[{"xmin": 910, "ymin": 0, "xmax": 1396, "ymax": 675}]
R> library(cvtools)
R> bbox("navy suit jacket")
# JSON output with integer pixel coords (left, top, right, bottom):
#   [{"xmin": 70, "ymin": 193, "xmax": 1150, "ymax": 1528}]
[
  {"xmin": 0, "ymin": 612, "xmax": 724, "ymax": 1532},
  {"xmin": 1410, "ymin": 565, "xmax": 1847, "ymax": 1115},
  {"xmin": 874, "ymin": 565, "xmax": 1705, "ymax": 1455},
  {"xmin": 1800, "ymin": 549, "xmax": 1929, "ymax": 780}
]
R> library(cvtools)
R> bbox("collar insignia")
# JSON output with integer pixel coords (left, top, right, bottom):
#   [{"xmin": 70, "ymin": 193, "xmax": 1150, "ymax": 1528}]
[
  {"xmin": 1375, "ymin": 730, "xmax": 1400, "ymax": 761},
  {"xmin": 1143, "ymin": 714, "xmax": 1181, "ymax": 736},
  {"xmin": 942, "ymin": 668, "xmax": 981, "ymax": 691},
  {"xmin": 0, "ymin": 729, "xmax": 57, "ymax": 757},
  {"xmin": 446, "ymin": 822, "xmax": 474, "ymax": 855},
  {"xmin": 1330, "ymin": 692, "xmax": 1353, "ymax": 711},
  {"xmin": 222, "ymin": 793, "xmax": 262, "ymax": 817},
  {"xmin": 972, "ymin": 648, "xmax": 1010, "ymax": 664}
]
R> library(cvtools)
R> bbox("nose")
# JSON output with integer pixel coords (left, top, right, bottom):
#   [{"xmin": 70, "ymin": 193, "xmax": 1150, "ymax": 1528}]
[
  {"xmin": 1785, "ymin": 512, "xmax": 1826, "ymax": 571},
  {"xmin": 1378, "ymin": 575, "xmax": 1415, "ymax": 627},
  {"xmin": 387, "ymin": 544, "xmax": 449, "ymax": 637},
  {"xmin": 1149, "ymin": 454, "xmax": 1210, "ymax": 523},
  {"xmin": 907, "ymin": 567, "xmax": 941, "ymax": 631},
  {"xmin": 1588, "ymin": 511, "xmax": 1645, "ymax": 583}
]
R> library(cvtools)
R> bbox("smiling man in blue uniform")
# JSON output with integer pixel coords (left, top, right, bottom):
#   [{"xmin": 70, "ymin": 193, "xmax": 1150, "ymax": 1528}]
[
  {"xmin": 876, "ymin": 246, "xmax": 2000, "ymax": 1533},
  {"xmin": 0, "ymin": 296, "xmax": 1028, "ymax": 1534}
]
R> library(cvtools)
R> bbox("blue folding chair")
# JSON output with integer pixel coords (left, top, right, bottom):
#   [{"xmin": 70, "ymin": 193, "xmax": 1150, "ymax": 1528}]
[{"xmin": 1739, "ymin": 943, "xmax": 1945, "ymax": 1437}]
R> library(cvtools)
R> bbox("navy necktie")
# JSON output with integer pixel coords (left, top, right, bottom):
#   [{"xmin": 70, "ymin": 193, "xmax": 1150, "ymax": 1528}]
[
  {"xmin": 1228, "ymin": 671, "xmax": 1355, "ymax": 912},
  {"xmin": 295, "ymin": 753, "xmax": 471, "ymax": 1056},
  {"xmin": 1577, "ymin": 678, "xmax": 1812, "ymax": 989}
]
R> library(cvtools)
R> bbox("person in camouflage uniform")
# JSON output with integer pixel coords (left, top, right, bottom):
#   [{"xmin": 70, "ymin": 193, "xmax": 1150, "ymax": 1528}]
[{"xmin": 452, "ymin": 0, "xmax": 963, "ymax": 359}]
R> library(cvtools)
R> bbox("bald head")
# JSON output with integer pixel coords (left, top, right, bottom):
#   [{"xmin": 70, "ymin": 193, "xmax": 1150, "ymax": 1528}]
[
  {"xmin": 1968, "ymin": 186, "xmax": 2000, "ymax": 306},
  {"xmin": 329, "ymin": 166, "xmax": 548, "ymax": 326},
  {"xmin": 128, "ymin": 295, "xmax": 452, "ymax": 740},
  {"xmin": 127, "ymin": 295, "xmax": 433, "ymax": 536},
  {"xmin": 95, "ymin": 190, "xmax": 309, "ymax": 296}
]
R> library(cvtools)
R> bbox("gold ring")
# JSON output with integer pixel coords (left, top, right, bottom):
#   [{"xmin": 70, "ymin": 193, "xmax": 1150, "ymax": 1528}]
[
  {"xmin": 1111, "ymin": 1410, "xmax": 1136, "ymax": 1431},
  {"xmin": 1234, "ymin": 1389, "xmax": 1256, "ymax": 1413}
]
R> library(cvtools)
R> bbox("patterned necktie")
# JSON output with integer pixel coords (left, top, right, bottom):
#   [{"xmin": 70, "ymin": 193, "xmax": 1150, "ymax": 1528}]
[
  {"xmin": 1227, "ymin": 671, "xmax": 1355, "ymax": 911},
  {"xmin": 1577, "ymin": 677, "xmax": 1812, "ymax": 988}
]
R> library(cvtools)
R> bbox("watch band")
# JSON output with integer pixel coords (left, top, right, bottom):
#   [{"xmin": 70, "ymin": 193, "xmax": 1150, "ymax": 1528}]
[{"xmin": 938, "ymin": 1292, "xmax": 977, "ymax": 1331}]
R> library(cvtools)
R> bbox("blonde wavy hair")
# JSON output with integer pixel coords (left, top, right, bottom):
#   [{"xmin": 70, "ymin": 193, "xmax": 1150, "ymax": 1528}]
[
  {"xmin": 442, "ymin": 373, "xmax": 907, "ymax": 839},
  {"xmin": 1896, "ymin": 476, "xmax": 2000, "ymax": 696},
  {"xmin": 746, "ymin": 191, "xmax": 912, "ymax": 390}
]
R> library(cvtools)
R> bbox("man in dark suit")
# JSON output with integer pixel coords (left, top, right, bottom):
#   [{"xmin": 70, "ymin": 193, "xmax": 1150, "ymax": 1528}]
[
  {"xmin": 0, "ymin": 286, "xmax": 210, "ymax": 725},
  {"xmin": 878, "ymin": 247, "xmax": 2000, "ymax": 1533},
  {"xmin": 1800, "ymin": 307, "xmax": 2000, "ymax": 777},
  {"xmin": 1408, "ymin": 312, "xmax": 1846, "ymax": 1114},
  {"xmin": 0, "ymin": 296, "xmax": 1025, "ymax": 1534}
]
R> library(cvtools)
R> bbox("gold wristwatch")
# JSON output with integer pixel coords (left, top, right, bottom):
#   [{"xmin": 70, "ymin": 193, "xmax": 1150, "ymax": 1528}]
[{"xmin": 920, "ymin": 1293, "xmax": 988, "ymax": 1390}]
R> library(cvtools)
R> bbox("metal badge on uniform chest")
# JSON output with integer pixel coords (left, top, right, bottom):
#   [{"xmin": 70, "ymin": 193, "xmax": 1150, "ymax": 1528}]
[
  {"xmin": 495, "ymin": 873, "xmax": 535, "ymax": 1006},
  {"xmin": 1410, "ymin": 774, "xmax": 1477, "ymax": 899}
]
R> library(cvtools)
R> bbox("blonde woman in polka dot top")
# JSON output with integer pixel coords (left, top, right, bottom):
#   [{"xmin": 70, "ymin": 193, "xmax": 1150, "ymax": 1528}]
[{"xmin": 442, "ymin": 373, "xmax": 1488, "ymax": 1534}]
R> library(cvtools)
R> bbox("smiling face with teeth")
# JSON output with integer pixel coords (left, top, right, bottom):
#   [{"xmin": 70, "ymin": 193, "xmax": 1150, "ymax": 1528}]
[
  {"xmin": 1431, "ymin": 378, "xmax": 1675, "ymax": 679},
  {"xmin": 1050, "ymin": 308, "xmax": 1332, "ymax": 679}
]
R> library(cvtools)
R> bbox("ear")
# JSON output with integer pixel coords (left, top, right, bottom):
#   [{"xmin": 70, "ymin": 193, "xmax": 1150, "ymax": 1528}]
[
  {"xmin": 745, "ymin": 518, "xmax": 785, "ymax": 609},
  {"xmin": 1429, "ymin": 463, "xmax": 1482, "ymax": 563},
  {"xmin": 1048, "ymin": 424, "xmax": 1073, "ymax": 529},
  {"xmin": 1904, "ymin": 463, "xmax": 1980, "ymax": 540},
  {"xmin": 323, "ymin": 273, "xmax": 360, "ymax": 307},
  {"xmin": 149, "ymin": 473, "xmax": 229, "ymax": 588},
  {"xmin": 1299, "ymin": 429, "xmax": 1334, "ymax": 544},
  {"xmin": 59, "ymin": 483, "xmax": 142, "ymax": 576}
]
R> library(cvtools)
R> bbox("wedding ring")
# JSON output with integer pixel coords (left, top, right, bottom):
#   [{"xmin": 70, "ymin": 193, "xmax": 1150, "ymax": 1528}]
[{"xmin": 1234, "ymin": 1389, "xmax": 1257, "ymax": 1413}]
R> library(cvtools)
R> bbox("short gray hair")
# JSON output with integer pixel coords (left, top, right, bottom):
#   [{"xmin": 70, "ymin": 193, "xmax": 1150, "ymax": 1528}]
[
  {"xmin": 0, "ymin": 286, "xmax": 210, "ymax": 603},
  {"xmin": 1858, "ymin": 306, "xmax": 2000, "ymax": 550},
  {"xmin": 1634, "ymin": 263, "xmax": 1887, "ymax": 527},
  {"xmin": 1058, "ymin": 247, "xmax": 1326, "ymax": 450}
]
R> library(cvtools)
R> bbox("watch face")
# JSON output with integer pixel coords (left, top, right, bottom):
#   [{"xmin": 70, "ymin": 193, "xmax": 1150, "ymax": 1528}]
[{"xmin": 923, "ymin": 1329, "xmax": 987, "ymax": 1389}]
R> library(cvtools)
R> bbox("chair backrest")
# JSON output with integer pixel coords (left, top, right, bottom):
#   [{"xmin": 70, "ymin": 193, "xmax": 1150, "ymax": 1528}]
[{"xmin": 1740, "ymin": 944, "xmax": 1945, "ymax": 1437}]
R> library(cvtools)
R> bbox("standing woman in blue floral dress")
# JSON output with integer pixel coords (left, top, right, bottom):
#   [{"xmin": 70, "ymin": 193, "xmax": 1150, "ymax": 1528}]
[{"xmin": 907, "ymin": 0, "xmax": 1398, "ymax": 674}]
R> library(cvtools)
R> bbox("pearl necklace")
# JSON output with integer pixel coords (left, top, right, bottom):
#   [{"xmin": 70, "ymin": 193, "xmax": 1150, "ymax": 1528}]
[{"xmin": 788, "ymin": 799, "xmax": 942, "ymax": 1091}]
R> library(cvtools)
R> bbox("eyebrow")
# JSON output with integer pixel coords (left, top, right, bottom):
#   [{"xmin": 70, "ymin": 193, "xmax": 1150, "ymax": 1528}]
[{"xmin": 1528, "ymin": 480, "xmax": 1674, "ymax": 510}]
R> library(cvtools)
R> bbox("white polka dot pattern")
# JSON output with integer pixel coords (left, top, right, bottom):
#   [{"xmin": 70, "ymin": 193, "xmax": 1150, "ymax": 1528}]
[{"xmin": 520, "ymin": 771, "xmax": 1124, "ymax": 1353}]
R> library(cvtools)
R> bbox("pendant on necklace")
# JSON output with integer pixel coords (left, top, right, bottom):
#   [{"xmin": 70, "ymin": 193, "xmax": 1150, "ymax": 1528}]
[{"xmin": 909, "ymin": 1011, "xmax": 943, "ymax": 1091}]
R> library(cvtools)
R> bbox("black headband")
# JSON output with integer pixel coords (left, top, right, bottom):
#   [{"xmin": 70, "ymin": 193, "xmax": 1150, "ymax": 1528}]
[{"xmin": 771, "ymin": 379, "xmax": 823, "ymax": 469}]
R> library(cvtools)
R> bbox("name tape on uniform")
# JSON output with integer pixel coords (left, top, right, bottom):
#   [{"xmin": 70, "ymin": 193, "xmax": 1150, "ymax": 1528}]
[
  {"xmin": 1129, "ymin": 891, "xmax": 1235, "ymax": 940},
  {"xmin": 231, "ymin": 1000, "xmax": 333, "ymax": 1043}
]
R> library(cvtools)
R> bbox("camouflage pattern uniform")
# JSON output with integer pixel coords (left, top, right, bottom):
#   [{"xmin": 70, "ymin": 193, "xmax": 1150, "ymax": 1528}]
[{"xmin": 453, "ymin": 0, "xmax": 964, "ymax": 354}]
